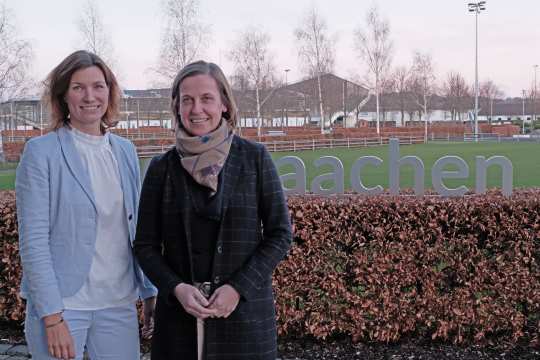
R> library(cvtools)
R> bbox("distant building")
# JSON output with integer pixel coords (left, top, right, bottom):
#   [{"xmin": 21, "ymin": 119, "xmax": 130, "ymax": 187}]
[
  {"xmin": 358, "ymin": 93, "xmax": 471, "ymax": 126},
  {"xmin": 3, "ymin": 80, "xmax": 537, "ymax": 132},
  {"xmin": 0, "ymin": 90, "xmax": 173, "ymax": 131},
  {"xmin": 478, "ymin": 98, "xmax": 540, "ymax": 123},
  {"xmin": 353, "ymin": 95, "xmax": 540, "ymax": 128},
  {"xmin": 0, "ymin": 97, "xmax": 45, "ymax": 131},
  {"xmin": 233, "ymin": 73, "xmax": 369, "ymax": 128}
]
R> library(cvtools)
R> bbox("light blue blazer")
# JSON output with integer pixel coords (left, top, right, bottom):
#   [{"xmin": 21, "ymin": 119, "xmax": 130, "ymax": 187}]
[{"xmin": 16, "ymin": 126, "xmax": 157, "ymax": 319}]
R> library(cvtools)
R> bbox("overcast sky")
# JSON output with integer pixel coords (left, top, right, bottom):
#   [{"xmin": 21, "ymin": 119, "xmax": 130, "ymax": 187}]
[{"xmin": 6, "ymin": 0, "xmax": 540, "ymax": 97}]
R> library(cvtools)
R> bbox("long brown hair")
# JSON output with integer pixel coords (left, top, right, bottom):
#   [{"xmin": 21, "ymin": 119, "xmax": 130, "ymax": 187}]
[
  {"xmin": 171, "ymin": 60, "xmax": 238, "ymax": 129},
  {"xmin": 43, "ymin": 50, "xmax": 121, "ymax": 133}
]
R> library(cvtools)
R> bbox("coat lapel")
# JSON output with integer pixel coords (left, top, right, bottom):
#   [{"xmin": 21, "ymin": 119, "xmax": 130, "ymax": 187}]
[
  {"xmin": 167, "ymin": 137, "xmax": 241, "ymax": 283},
  {"xmin": 57, "ymin": 127, "xmax": 97, "ymax": 211},
  {"xmin": 168, "ymin": 151, "xmax": 196, "ymax": 282},
  {"xmin": 220, "ymin": 136, "xmax": 241, "ymax": 217}
]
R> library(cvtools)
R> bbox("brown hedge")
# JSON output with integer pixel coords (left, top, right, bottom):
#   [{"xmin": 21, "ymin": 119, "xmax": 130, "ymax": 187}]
[
  {"xmin": 1, "ymin": 189, "xmax": 539, "ymax": 346},
  {"xmin": 274, "ymin": 191, "xmax": 540, "ymax": 346},
  {"xmin": 0, "ymin": 191, "xmax": 24, "ymax": 322}
]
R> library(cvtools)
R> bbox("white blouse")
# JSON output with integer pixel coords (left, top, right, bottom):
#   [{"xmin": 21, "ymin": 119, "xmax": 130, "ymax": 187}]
[{"xmin": 62, "ymin": 127, "xmax": 137, "ymax": 310}]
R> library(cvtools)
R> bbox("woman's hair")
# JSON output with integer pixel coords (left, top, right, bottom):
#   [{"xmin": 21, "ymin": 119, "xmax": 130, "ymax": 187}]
[
  {"xmin": 43, "ymin": 50, "xmax": 121, "ymax": 133},
  {"xmin": 171, "ymin": 60, "xmax": 238, "ymax": 129}
]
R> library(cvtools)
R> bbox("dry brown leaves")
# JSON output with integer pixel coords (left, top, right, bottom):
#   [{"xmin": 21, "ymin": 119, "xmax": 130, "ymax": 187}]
[
  {"xmin": 1, "ymin": 189, "xmax": 539, "ymax": 347},
  {"xmin": 275, "ymin": 189, "xmax": 540, "ymax": 347}
]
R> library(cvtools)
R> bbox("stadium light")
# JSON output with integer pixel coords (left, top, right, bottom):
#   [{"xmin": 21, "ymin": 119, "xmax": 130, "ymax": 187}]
[{"xmin": 468, "ymin": 1, "xmax": 486, "ymax": 140}]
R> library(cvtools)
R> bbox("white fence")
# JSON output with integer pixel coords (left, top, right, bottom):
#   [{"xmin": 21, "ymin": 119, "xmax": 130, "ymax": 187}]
[{"xmin": 136, "ymin": 135, "xmax": 426, "ymax": 158}]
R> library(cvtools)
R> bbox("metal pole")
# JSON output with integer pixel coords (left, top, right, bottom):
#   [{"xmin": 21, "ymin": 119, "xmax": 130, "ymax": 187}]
[
  {"xmin": 468, "ymin": 2, "xmax": 486, "ymax": 139},
  {"xmin": 284, "ymin": 69, "xmax": 290, "ymax": 129},
  {"xmin": 474, "ymin": 8, "xmax": 479, "ymax": 140},
  {"xmin": 125, "ymin": 98, "xmax": 129, "ymax": 134},
  {"xmin": 137, "ymin": 100, "xmax": 140, "ymax": 136},
  {"xmin": 490, "ymin": 98, "xmax": 493, "ymax": 124},
  {"xmin": 40, "ymin": 102, "xmax": 43, "ymax": 135},
  {"xmin": 534, "ymin": 64, "xmax": 538, "ymax": 128},
  {"xmin": 10, "ymin": 101, "xmax": 13, "ymax": 138},
  {"xmin": 522, "ymin": 90, "xmax": 526, "ymax": 134}
]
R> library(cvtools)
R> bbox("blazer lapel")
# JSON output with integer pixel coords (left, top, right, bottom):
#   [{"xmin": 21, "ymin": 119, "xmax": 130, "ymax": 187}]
[
  {"xmin": 57, "ymin": 127, "xmax": 97, "ymax": 211},
  {"xmin": 109, "ymin": 136, "xmax": 130, "ymax": 212}
]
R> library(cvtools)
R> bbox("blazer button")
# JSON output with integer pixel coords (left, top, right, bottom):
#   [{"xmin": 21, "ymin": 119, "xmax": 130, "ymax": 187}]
[
  {"xmin": 214, "ymin": 276, "xmax": 220, "ymax": 284},
  {"xmin": 217, "ymin": 245, "xmax": 222, "ymax": 254},
  {"xmin": 128, "ymin": 214, "xmax": 133, "ymax": 220}
]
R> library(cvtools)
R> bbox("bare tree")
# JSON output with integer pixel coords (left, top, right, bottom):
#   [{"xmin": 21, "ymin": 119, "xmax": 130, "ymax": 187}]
[
  {"xmin": 294, "ymin": 6, "xmax": 335, "ymax": 133},
  {"xmin": 525, "ymin": 84, "xmax": 537, "ymax": 129},
  {"xmin": 379, "ymin": 73, "xmax": 396, "ymax": 123},
  {"xmin": 479, "ymin": 79, "xmax": 504, "ymax": 123},
  {"xmin": 0, "ymin": 1, "xmax": 33, "ymax": 101},
  {"xmin": 442, "ymin": 71, "xmax": 471, "ymax": 122},
  {"xmin": 229, "ymin": 28, "xmax": 276, "ymax": 136},
  {"xmin": 229, "ymin": 73, "xmax": 250, "ymax": 92},
  {"xmin": 354, "ymin": 6, "xmax": 393, "ymax": 134},
  {"xmin": 346, "ymin": 73, "xmax": 372, "ymax": 123},
  {"xmin": 409, "ymin": 51, "xmax": 436, "ymax": 140},
  {"xmin": 391, "ymin": 66, "xmax": 411, "ymax": 126},
  {"xmin": 153, "ymin": 0, "xmax": 210, "ymax": 84},
  {"xmin": 76, "ymin": 0, "xmax": 114, "ymax": 64}
]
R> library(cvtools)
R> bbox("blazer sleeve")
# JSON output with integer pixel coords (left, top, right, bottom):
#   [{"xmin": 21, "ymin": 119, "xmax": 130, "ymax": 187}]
[
  {"xmin": 133, "ymin": 156, "xmax": 184, "ymax": 300},
  {"xmin": 16, "ymin": 140, "xmax": 64, "ymax": 319},
  {"xmin": 228, "ymin": 145, "xmax": 292, "ymax": 300},
  {"xmin": 129, "ymin": 143, "xmax": 157, "ymax": 299}
]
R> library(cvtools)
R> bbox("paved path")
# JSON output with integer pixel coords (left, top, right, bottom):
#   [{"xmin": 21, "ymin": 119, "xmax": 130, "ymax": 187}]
[
  {"xmin": 0, "ymin": 344, "xmax": 285, "ymax": 359},
  {"xmin": 0, "ymin": 344, "xmax": 153, "ymax": 359},
  {"xmin": 0, "ymin": 343, "xmax": 29, "ymax": 359}
]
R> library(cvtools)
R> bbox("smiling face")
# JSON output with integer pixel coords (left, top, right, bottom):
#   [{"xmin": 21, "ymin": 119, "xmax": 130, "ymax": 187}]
[
  {"xmin": 64, "ymin": 66, "xmax": 109, "ymax": 135},
  {"xmin": 178, "ymin": 74, "xmax": 227, "ymax": 136}
]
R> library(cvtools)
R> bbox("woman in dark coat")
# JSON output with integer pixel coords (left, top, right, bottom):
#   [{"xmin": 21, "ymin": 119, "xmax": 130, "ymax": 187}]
[{"xmin": 133, "ymin": 60, "xmax": 292, "ymax": 360}]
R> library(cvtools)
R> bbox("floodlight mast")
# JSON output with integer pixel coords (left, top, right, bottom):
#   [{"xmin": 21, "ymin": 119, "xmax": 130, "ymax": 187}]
[{"xmin": 468, "ymin": 2, "xmax": 486, "ymax": 141}]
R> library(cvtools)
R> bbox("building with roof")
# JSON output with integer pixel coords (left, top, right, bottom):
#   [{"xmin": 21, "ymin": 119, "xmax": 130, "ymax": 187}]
[
  {"xmin": 233, "ymin": 73, "xmax": 369, "ymax": 128},
  {"xmin": 478, "ymin": 98, "xmax": 540, "ymax": 123},
  {"xmin": 0, "ymin": 91, "xmax": 173, "ymax": 131},
  {"xmin": 3, "ymin": 76, "xmax": 535, "ymax": 133}
]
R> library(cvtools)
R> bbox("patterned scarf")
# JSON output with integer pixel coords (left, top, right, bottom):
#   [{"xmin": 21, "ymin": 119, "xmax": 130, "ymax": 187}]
[{"xmin": 175, "ymin": 120, "xmax": 233, "ymax": 194}]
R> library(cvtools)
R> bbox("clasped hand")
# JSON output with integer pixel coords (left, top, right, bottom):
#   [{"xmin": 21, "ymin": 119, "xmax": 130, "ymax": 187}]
[{"xmin": 174, "ymin": 283, "xmax": 240, "ymax": 319}]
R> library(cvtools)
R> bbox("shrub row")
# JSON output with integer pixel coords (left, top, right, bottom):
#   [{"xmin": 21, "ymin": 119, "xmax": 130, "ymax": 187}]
[
  {"xmin": 275, "ymin": 191, "xmax": 540, "ymax": 345},
  {"xmin": 1, "ymin": 189, "xmax": 539, "ymax": 346},
  {"xmin": 275, "ymin": 190, "xmax": 540, "ymax": 346},
  {"xmin": 0, "ymin": 191, "xmax": 24, "ymax": 321}
]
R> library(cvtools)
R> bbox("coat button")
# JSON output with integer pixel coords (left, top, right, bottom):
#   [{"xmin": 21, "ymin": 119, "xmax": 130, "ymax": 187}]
[
  {"xmin": 214, "ymin": 276, "xmax": 220, "ymax": 284},
  {"xmin": 217, "ymin": 245, "xmax": 222, "ymax": 254},
  {"xmin": 128, "ymin": 214, "xmax": 133, "ymax": 220}
]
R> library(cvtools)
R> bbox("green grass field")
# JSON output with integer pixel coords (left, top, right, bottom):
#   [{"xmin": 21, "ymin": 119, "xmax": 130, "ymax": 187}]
[
  {"xmin": 0, "ymin": 171, "xmax": 15, "ymax": 190},
  {"xmin": 2, "ymin": 142, "xmax": 539, "ymax": 191},
  {"xmin": 271, "ymin": 141, "xmax": 540, "ymax": 190},
  {"xmin": 0, "ymin": 159, "xmax": 156, "ymax": 190},
  {"xmin": 0, "ymin": 162, "xmax": 17, "ymax": 190}
]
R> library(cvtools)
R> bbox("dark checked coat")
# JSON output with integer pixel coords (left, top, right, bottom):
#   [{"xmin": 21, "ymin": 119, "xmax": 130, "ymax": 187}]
[{"xmin": 134, "ymin": 135, "xmax": 292, "ymax": 360}]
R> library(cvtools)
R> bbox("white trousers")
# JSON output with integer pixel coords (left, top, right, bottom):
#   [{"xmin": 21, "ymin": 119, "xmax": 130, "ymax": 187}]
[{"xmin": 24, "ymin": 302, "xmax": 140, "ymax": 360}]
